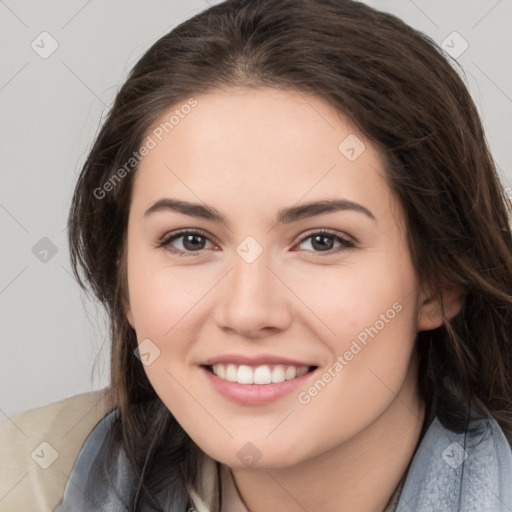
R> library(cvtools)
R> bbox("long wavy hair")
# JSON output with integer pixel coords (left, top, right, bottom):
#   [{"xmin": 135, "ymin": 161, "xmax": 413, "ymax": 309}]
[{"xmin": 67, "ymin": 0, "xmax": 512, "ymax": 509}]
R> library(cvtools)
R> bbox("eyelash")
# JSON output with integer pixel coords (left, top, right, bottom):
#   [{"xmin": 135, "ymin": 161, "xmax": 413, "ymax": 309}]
[{"xmin": 157, "ymin": 228, "xmax": 355, "ymax": 257}]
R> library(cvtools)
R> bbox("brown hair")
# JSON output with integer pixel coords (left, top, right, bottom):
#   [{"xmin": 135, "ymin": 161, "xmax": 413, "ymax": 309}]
[{"xmin": 67, "ymin": 0, "xmax": 512, "ymax": 509}]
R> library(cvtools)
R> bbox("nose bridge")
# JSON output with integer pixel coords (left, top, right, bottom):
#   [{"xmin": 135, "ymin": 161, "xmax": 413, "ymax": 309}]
[
  {"xmin": 232, "ymin": 245, "xmax": 271, "ymax": 297},
  {"xmin": 230, "ymin": 241, "xmax": 275, "ymax": 308},
  {"xmin": 216, "ymin": 237, "xmax": 290, "ymax": 336}
]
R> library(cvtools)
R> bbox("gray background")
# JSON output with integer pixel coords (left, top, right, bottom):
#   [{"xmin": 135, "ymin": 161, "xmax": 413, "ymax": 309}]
[{"xmin": 1, "ymin": 0, "xmax": 511, "ymax": 419}]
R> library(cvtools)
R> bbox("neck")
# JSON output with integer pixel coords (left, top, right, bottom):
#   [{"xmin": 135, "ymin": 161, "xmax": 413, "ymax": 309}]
[{"xmin": 230, "ymin": 362, "xmax": 426, "ymax": 512}]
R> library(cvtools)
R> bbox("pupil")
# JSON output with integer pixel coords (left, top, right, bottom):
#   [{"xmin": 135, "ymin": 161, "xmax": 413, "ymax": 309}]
[
  {"xmin": 312, "ymin": 235, "xmax": 333, "ymax": 251},
  {"xmin": 184, "ymin": 234, "xmax": 204, "ymax": 251}
]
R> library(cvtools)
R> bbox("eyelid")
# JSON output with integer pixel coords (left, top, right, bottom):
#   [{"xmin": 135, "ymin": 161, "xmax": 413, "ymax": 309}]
[
  {"xmin": 157, "ymin": 228, "xmax": 219, "ymax": 250},
  {"xmin": 157, "ymin": 227, "xmax": 356, "ymax": 255},
  {"xmin": 293, "ymin": 227, "xmax": 356, "ymax": 246}
]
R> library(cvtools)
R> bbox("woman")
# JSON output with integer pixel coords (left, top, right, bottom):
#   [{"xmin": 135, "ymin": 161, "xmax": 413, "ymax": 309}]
[{"xmin": 54, "ymin": 0, "xmax": 512, "ymax": 510}]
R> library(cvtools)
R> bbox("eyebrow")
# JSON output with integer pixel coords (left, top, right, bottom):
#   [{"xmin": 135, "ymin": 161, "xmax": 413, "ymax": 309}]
[{"xmin": 144, "ymin": 197, "xmax": 376, "ymax": 226}]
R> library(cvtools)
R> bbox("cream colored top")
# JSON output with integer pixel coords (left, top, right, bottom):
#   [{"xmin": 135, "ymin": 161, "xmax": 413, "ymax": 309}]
[{"xmin": 0, "ymin": 388, "xmax": 112, "ymax": 512}]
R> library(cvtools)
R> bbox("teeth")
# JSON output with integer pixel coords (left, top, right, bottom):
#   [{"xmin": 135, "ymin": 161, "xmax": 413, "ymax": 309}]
[
  {"xmin": 226, "ymin": 364, "xmax": 238, "ymax": 382},
  {"xmin": 271, "ymin": 365, "xmax": 286, "ymax": 383},
  {"xmin": 285, "ymin": 366, "xmax": 297, "ymax": 380},
  {"xmin": 211, "ymin": 363, "xmax": 310, "ymax": 384}
]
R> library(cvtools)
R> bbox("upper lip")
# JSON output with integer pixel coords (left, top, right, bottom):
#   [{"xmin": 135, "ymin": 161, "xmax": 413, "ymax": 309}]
[{"xmin": 201, "ymin": 354, "xmax": 317, "ymax": 367}]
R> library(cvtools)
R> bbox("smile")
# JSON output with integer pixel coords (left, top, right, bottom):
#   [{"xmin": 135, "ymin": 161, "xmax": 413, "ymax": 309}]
[
  {"xmin": 201, "ymin": 363, "xmax": 319, "ymax": 406},
  {"xmin": 207, "ymin": 363, "xmax": 314, "ymax": 385}
]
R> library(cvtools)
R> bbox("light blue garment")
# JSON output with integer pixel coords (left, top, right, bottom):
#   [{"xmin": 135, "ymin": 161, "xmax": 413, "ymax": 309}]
[
  {"xmin": 54, "ymin": 402, "xmax": 512, "ymax": 511},
  {"xmin": 394, "ymin": 411, "xmax": 512, "ymax": 511},
  {"xmin": 53, "ymin": 409, "xmax": 142, "ymax": 511}
]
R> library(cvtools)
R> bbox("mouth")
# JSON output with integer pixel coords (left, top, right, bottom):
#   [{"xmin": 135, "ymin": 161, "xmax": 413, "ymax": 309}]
[{"xmin": 201, "ymin": 363, "xmax": 318, "ymax": 385}]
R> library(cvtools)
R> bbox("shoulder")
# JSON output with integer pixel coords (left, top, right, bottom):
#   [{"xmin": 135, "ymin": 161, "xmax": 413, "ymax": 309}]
[
  {"xmin": 52, "ymin": 407, "xmax": 128, "ymax": 511},
  {"xmin": 0, "ymin": 388, "xmax": 112, "ymax": 512},
  {"xmin": 397, "ymin": 411, "xmax": 512, "ymax": 511}
]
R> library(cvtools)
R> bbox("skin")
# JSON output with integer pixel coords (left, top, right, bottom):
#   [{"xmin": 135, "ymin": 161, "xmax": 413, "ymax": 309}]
[{"xmin": 124, "ymin": 86, "xmax": 462, "ymax": 512}]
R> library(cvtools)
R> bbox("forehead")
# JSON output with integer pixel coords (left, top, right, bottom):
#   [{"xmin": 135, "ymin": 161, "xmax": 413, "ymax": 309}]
[{"xmin": 130, "ymin": 86, "xmax": 395, "ymax": 223}]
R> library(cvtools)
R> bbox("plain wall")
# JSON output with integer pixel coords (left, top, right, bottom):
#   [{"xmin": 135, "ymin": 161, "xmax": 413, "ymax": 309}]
[{"xmin": 1, "ymin": 0, "xmax": 511, "ymax": 419}]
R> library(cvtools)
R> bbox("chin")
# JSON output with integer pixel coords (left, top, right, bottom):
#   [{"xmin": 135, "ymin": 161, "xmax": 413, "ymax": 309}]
[{"xmin": 208, "ymin": 440, "xmax": 308, "ymax": 470}]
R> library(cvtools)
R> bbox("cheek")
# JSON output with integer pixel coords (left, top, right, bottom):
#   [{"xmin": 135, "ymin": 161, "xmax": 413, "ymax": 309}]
[
  {"xmin": 279, "ymin": 263, "xmax": 419, "ymax": 454},
  {"xmin": 126, "ymin": 246, "xmax": 218, "ymax": 362},
  {"xmin": 291, "ymin": 250, "xmax": 417, "ymax": 341},
  {"xmin": 291, "ymin": 249, "xmax": 419, "ymax": 394},
  {"xmin": 127, "ymin": 242, "xmax": 187, "ymax": 330},
  {"xmin": 125, "ymin": 250, "xmax": 207, "ymax": 412},
  {"xmin": 127, "ymin": 266, "xmax": 172, "ymax": 336}
]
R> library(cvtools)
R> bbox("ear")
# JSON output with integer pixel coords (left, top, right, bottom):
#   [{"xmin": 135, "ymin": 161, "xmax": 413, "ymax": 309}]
[{"xmin": 417, "ymin": 284, "xmax": 465, "ymax": 332}]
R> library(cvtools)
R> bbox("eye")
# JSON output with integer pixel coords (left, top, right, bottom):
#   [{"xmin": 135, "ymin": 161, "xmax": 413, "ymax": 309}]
[
  {"xmin": 157, "ymin": 228, "xmax": 355, "ymax": 257},
  {"xmin": 157, "ymin": 229, "xmax": 216, "ymax": 256},
  {"xmin": 293, "ymin": 229, "xmax": 355, "ymax": 255}
]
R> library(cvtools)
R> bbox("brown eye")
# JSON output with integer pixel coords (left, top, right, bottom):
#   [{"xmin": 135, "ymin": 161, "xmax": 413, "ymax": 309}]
[
  {"xmin": 158, "ymin": 229, "xmax": 215, "ymax": 256},
  {"xmin": 157, "ymin": 228, "xmax": 355, "ymax": 257},
  {"xmin": 294, "ymin": 230, "xmax": 355, "ymax": 254}
]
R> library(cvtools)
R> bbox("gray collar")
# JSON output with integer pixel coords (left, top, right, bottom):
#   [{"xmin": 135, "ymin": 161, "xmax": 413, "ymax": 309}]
[{"xmin": 391, "ymin": 408, "xmax": 512, "ymax": 511}]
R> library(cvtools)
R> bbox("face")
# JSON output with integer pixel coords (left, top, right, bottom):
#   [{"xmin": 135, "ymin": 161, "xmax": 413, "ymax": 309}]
[{"xmin": 124, "ymin": 86, "xmax": 451, "ymax": 469}]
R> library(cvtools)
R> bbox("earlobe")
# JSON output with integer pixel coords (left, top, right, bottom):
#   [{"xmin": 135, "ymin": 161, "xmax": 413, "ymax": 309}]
[{"xmin": 417, "ymin": 285, "xmax": 465, "ymax": 332}]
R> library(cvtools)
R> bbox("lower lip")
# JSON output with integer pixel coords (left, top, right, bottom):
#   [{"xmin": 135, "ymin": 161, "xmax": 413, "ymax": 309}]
[{"xmin": 200, "ymin": 365, "xmax": 317, "ymax": 406}]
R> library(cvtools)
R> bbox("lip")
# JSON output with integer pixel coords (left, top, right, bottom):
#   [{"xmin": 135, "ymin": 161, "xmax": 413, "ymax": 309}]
[
  {"xmin": 200, "ymin": 365, "xmax": 318, "ymax": 406},
  {"xmin": 202, "ymin": 353, "xmax": 316, "ymax": 367}
]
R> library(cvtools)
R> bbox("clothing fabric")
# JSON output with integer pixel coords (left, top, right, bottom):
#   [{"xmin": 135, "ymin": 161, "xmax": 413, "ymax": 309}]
[
  {"xmin": 53, "ymin": 398, "xmax": 512, "ymax": 511},
  {"xmin": 0, "ymin": 389, "xmax": 112, "ymax": 512}
]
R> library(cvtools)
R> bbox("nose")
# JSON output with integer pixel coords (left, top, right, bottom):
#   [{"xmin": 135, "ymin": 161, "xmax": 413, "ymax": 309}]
[{"xmin": 215, "ymin": 248, "xmax": 292, "ymax": 339}]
